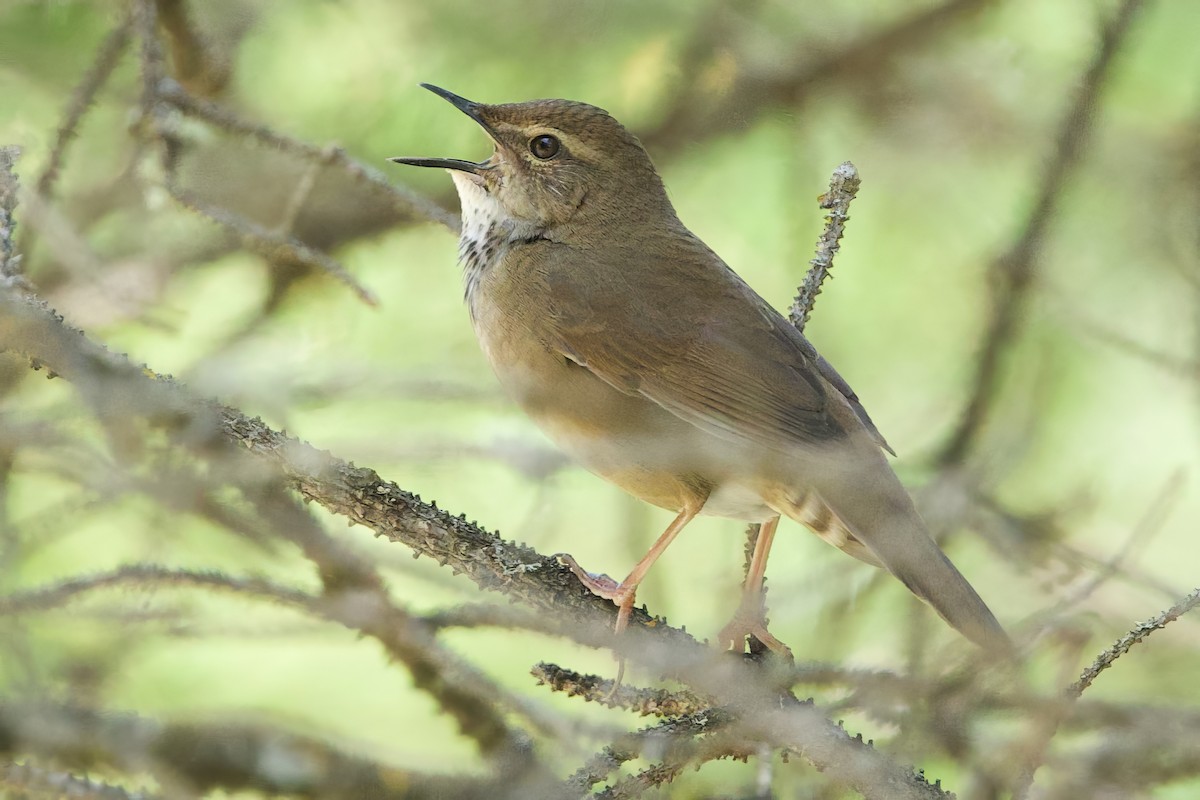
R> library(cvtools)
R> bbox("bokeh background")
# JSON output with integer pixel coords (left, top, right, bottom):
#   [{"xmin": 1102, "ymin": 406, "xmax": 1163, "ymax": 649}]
[{"xmin": 1, "ymin": 0, "xmax": 1199, "ymax": 797}]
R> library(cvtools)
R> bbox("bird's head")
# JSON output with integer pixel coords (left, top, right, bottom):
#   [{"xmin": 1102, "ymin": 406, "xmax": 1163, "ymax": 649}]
[{"xmin": 391, "ymin": 84, "xmax": 672, "ymax": 238}]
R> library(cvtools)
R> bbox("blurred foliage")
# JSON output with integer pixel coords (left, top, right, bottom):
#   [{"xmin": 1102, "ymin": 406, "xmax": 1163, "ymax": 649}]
[{"xmin": 1, "ymin": 0, "xmax": 1200, "ymax": 797}]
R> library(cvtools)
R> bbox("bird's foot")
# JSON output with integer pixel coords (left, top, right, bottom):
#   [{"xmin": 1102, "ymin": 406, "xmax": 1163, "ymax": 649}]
[
  {"xmin": 556, "ymin": 553, "xmax": 636, "ymax": 695},
  {"xmin": 718, "ymin": 605, "xmax": 794, "ymax": 661},
  {"xmin": 555, "ymin": 553, "xmax": 638, "ymax": 634},
  {"xmin": 555, "ymin": 552, "xmax": 621, "ymax": 598}
]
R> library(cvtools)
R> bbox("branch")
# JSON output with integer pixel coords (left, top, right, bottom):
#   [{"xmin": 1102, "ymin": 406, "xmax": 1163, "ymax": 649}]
[
  {"xmin": 155, "ymin": 0, "xmax": 229, "ymax": 96},
  {"xmin": 0, "ymin": 286, "xmax": 952, "ymax": 800},
  {"xmin": 1069, "ymin": 585, "xmax": 1200, "ymax": 700},
  {"xmin": 157, "ymin": 80, "xmax": 459, "ymax": 232},
  {"xmin": 0, "ymin": 761, "xmax": 157, "ymax": 800},
  {"xmin": 0, "ymin": 293, "xmax": 547, "ymax": 773},
  {"xmin": 1012, "ymin": 585, "xmax": 1200, "ymax": 798},
  {"xmin": 0, "ymin": 146, "xmax": 20, "ymax": 283},
  {"xmin": 789, "ymin": 161, "xmax": 861, "ymax": 332},
  {"xmin": 0, "ymin": 701, "xmax": 513, "ymax": 799},
  {"xmin": 165, "ymin": 180, "xmax": 379, "ymax": 306},
  {"xmin": 30, "ymin": 8, "xmax": 133, "ymax": 209},
  {"xmin": 641, "ymin": 0, "xmax": 995, "ymax": 152},
  {"xmin": 939, "ymin": 0, "xmax": 1149, "ymax": 465}
]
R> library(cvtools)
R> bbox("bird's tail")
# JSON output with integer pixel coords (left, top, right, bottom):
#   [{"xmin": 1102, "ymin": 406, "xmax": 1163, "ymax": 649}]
[{"xmin": 780, "ymin": 474, "xmax": 1011, "ymax": 655}]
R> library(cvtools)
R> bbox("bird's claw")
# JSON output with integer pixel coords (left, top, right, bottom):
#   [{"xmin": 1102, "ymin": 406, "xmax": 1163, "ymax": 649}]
[
  {"xmin": 718, "ymin": 606, "xmax": 794, "ymax": 661},
  {"xmin": 554, "ymin": 552, "xmax": 621, "ymax": 597}
]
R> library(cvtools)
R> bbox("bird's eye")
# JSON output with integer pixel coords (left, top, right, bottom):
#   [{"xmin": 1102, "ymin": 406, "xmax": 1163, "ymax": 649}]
[{"xmin": 529, "ymin": 134, "xmax": 560, "ymax": 160}]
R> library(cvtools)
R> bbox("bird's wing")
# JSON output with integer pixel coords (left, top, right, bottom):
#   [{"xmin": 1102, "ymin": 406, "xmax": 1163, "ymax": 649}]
[{"xmin": 535, "ymin": 234, "xmax": 879, "ymax": 454}]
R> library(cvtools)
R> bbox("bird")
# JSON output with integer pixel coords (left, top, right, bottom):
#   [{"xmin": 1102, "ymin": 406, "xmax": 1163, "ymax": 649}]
[{"xmin": 391, "ymin": 84, "xmax": 1010, "ymax": 658}]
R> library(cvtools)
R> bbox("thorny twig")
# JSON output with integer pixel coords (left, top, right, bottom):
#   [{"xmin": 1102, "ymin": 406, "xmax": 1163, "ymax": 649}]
[
  {"xmin": 733, "ymin": 161, "xmax": 862, "ymax": 656},
  {"xmin": 0, "ymin": 146, "xmax": 21, "ymax": 283},
  {"xmin": 4, "ymin": 3, "xmax": 1195, "ymax": 797},
  {"xmin": 1069, "ymin": 586, "xmax": 1200, "ymax": 700},
  {"xmin": 1012, "ymin": 587, "xmax": 1199, "ymax": 798},
  {"xmin": 0, "ymin": 284, "xmax": 955, "ymax": 800},
  {"xmin": 0, "ymin": 761, "xmax": 158, "ymax": 800},
  {"xmin": 20, "ymin": 7, "xmax": 133, "ymax": 262},
  {"xmin": 790, "ymin": 161, "xmax": 861, "ymax": 332},
  {"xmin": 157, "ymin": 81, "xmax": 460, "ymax": 231},
  {"xmin": 641, "ymin": 0, "xmax": 995, "ymax": 151},
  {"xmin": 166, "ymin": 181, "xmax": 380, "ymax": 306},
  {"xmin": 532, "ymin": 662, "xmax": 711, "ymax": 717}
]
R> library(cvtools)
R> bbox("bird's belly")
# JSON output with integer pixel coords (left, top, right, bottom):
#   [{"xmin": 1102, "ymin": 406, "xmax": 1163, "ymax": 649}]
[
  {"xmin": 477, "ymin": 327, "xmax": 775, "ymax": 521},
  {"xmin": 702, "ymin": 482, "xmax": 779, "ymax": 521}
]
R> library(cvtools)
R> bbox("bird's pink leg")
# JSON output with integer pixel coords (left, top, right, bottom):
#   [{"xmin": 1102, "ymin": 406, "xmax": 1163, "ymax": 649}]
[{"xmin": 718, "ymin": 515, "xmax": 793, "ymax": 658}]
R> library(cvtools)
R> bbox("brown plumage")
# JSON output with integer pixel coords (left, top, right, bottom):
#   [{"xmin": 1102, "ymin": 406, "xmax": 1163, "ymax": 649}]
[{"xmin": 392, "ymin": 84, "xmax": 1010, "ymax": 657}]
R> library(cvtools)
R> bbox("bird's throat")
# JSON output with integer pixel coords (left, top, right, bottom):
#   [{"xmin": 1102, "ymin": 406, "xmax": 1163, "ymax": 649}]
[{"xmin": 451, "ymin": 172, "xmax": 510, "ymax": 312}]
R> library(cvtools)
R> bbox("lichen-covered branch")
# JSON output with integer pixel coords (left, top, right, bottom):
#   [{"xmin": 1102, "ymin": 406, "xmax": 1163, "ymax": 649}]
[{"xmin": 790, "ymin": 161, "xmax": 861, "ymax": 333}]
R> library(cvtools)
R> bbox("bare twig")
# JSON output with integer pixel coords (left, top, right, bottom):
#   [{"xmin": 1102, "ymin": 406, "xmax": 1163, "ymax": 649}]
[
  {"xmin": 0, "ymin": 701, "xmax": 514, "ymax": 799},
  {"xmin": 790, "ymin": 161, "xmax": 861, "ymax": 332},
  {"xmin": 641, "ymin": 0, "xmax": 995, "ymax": 152},
  {"xmin": 0, "ymin": 761, "xmax": 158, "ymax": 800},
  {"xmin": 562, "ymin": 709, "xmax": 732, "ymax": 796},
  {"xmin": 1013, "ymin": 585, "xmax": 1200, "ymax": 798},
  {"xmin": 157, "ymin": 81, "xmax": 460, "ymax": 231},
  {"xmin": 0, "ymin": 146, "xmax": 21, "ymax": 283},
  {"xmin": 532, "ymin": 662, "xmax": 711, "ymax": 717},
  {"xmin": 22, "ymin": 7, "xmax": 133, "ymax": 258},
  {"xmin": 37, "ymin": 13, "xmax": 133, "ymax": 191},
  {"xmin": 940, "ymin": 0, "xmax": 1149, "ymax": 465},
  {"xmin": 728, "ymin": 161, "xmax": 863, "ymax": 656},
  {"xmin": 0, "ymin": 287, "xmax": 954, "ymax": 800},
  {"xmin": 1069, "ymin": 585, "xmax": 1200, "ymax": 700},
  {"xmin": 166, "ymin": 182, "xmax": 379, "ymax": 305}
]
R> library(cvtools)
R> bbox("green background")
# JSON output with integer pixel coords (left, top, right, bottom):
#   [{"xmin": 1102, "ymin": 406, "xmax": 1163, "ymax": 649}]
[{"xmin": 2, "ymin": 0, "xmax": 1198, "ymax": 796}]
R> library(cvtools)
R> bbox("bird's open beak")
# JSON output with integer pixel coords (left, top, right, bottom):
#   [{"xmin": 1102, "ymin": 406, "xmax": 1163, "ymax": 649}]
[{"xmin": 389, "ymin": 84, "xmax": 494, "ymax": 175}]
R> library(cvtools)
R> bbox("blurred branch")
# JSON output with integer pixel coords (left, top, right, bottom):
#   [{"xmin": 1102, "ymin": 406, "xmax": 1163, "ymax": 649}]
[
  {"xmin": 155, "ymin": 0, "xmax": 230, "ymax": 96},
  {"xmin": 1013, "ymin": 585, "xmax": 1200, "ymax": 798},
  {"xmin": 19, "ymin": 7, "xmax": 133, "ymax": 262},
  {"xmin": 135, "ymin": 0, "xmax": 168, "ymax": 123},
  {"xmin": 0, "ymin": 276, "xmax": 953, "ymax": 799},
  {"xmin": 939, "ymin": 0, "xmax": 1148, "ymax": 466},
  {"xmin": 0, "ymin": 291, "xmax": 547, "ymax": 778},
  {"xmin": 157, "ymin": 81, "xmax": 459, "ymax": 231},
  {"xmin": 562, "ymin": 709, "xmax": 732, "ymax": 796},
  {"xmin": 164, "ymin": 180, "xmax": 379, "ymax": 306},
  {"xmin": 1040, "ymin": 470, "xmax": 1184, "ymax": 623},
  {"xmin": 0, "ymin": 701, "xmax": 513, "ymax": 799},
  {"xmin": 1045, "ymin": 715, "xmax": 1200, "ymax": 799},
  {"xmin": 0, "ymin": 147, "xmax": 21, "ymax": 285},
  {"xmin": 0, "ymin": 563, "xmax": 571, "ymax": 763},
  {"xmin": 0, "ymin": 761, "xmax": 157, "ymax": 800},
  {"xmin": 642, "ymin": 0, "xmax": 995, "ymax": 151}
]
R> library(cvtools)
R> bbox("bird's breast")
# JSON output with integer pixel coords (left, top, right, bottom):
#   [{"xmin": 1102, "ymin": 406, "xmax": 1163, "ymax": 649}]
[{"xmin": 464, "ymin": 284, "xmax": 777, "ymax": 522}]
